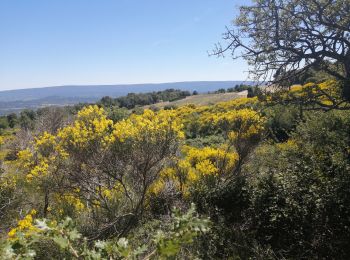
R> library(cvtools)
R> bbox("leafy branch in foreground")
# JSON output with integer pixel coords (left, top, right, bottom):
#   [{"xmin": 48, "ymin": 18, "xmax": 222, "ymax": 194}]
[{"xmin": 0, "ymin": 204, "xmax": 210, "ymax": 259}]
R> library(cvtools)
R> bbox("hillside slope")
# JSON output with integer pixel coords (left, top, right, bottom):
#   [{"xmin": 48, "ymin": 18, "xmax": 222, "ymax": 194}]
[{"xmin": 146, "ymin": 90, "xmax": 248, "ymax": 108}]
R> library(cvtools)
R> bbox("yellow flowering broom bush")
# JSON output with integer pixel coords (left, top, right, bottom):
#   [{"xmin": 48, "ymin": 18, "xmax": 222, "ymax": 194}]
[
  {"xmin": 269, "ymin": 80, "xmax": 346, "ymax": 110},
  {"xmin": 15, "ymin": 105, "xmax": 185, "ymax": 237},
  {"xmin": 150, "ymin": 145, "xmax": 239, "ymax": 197}
]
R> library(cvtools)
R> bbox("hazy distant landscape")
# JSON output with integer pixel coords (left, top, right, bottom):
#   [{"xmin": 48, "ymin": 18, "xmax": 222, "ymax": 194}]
[{"xmin": 0, "ymin": 81, "xmax": 250, "ymax": 114}]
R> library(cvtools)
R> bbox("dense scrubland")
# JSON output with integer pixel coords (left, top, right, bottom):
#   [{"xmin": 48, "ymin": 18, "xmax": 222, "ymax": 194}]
[
  {"xmin": 0, "ymin": 78, "xmax": 350, "ymax": 259},
  {"xmin": 2, "ymin": 0, "xmax": 350, "ymax": 258}
]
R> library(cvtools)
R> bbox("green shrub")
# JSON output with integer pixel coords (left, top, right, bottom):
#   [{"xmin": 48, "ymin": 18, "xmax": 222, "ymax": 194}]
[
  {"xmin": 0, "ymin": 204, "xmax": 210, "ymax": 259},
  {"xmin": 246, "ymin": 110, "xmax": 350, "ymax": 258}
]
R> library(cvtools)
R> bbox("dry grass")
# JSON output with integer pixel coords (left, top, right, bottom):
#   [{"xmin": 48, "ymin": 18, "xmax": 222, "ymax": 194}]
[{"xmin": 146, "ymin": 91, "xmax": 248, "ymax": 108}]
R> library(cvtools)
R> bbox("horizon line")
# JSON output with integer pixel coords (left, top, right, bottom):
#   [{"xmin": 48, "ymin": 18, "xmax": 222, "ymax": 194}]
[{"xmin": 0, "ymin": 79, "xmax": 252, "ymax": 92}]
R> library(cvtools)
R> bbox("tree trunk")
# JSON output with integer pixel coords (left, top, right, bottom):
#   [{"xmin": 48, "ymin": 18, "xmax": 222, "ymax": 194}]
[
  {"xmin": 43, "ymin": 191, "xmax": 49, "ymax": 217},
  {"xmin": 343, "ymin": 61, "xmax": 350, "ymax": 101}
]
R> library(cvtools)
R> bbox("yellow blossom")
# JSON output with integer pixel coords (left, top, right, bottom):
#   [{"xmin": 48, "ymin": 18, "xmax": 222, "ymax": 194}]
[
  {"xmin": 110, "ymin": 109, "xmax": 184, "ymax": 144},
  {"xmin": 58, "ymin": 105, "xmax": 113, "ymax": 149},
  {"xmin": 8, "ymin": 209, "xmax": 39, "ymax": 240}
]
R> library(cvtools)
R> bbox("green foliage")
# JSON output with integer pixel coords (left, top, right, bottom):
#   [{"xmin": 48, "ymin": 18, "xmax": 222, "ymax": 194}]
[
  {"xmin": 100, "ymin": 96, "xmax": 118, "ymax": 108},
  {"xmin": 163, "ymin": 104, "xmax": 178, "ymax": 110},
  {"xmin": 0, "ymin": 178, "xmax": 18, "ymax": 231},
  {"xmin": 185, "ymin": 135, "xmax": 225, "ymax": 148},
  {"xmin": 99, "ymin": 89, "xmax": 191, "ymax": 109},
  {"xmin": 0, "ymin": 204, "xmax": 210, "ymax": 259},
  {"xmin": 6, "ymin": 113, "xmax": 17, "ymax": 128},
  {"xmin": 246, "ymin": 110, "xmax": 350, "ymax": 258},
  {"xmin": 19, "ymin": 110, "xmax": 36, "ymax": 130},
  {"xmin": 215, "ymin": 88, "xmax": 226, "ymax": 93},
  {"xmin": 0, "ymin": 117, "xmax": 9, "ymax": 132},
  {"xmin": 107, "ymin": 107, "xmax": 130, "ymax": 122},
  {"xmin": 264, "ymin": 104, "xmax": 301, "ymax": 142}
]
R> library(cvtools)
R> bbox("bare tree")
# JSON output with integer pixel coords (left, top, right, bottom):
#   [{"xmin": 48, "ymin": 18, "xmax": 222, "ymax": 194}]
[
  {"xmin": 36, "ymin": 107, "xmax": 69, "ymax": 134},
  {"xmin": 213, "ymin": 0, "xmax": 350, "ymax": 101}
]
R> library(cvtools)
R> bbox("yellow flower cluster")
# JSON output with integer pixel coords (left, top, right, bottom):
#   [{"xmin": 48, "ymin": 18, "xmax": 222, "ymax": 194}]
[
  {"xmin": 171, "ymin": 97, "xmax": 258, "ymax": 123},
  {"xmin": 17, "ymin": 146, "xmax": 54, "ymax": 182},
  {"xmin": 60, "ymin": 193, "xmax": 85, "ymax": 212},
  {"xmin": 148, "ymin": 167, "xmax": 182, "ymax": 195},
  {"xmin": 17, "ymin": 149, "xmax": 33, "ymax": 162},
  {"xmin": 8, "ymin": 209, "xmax": 38, "ymax": 239},
  {"xmin": 287, "ymin": 80, "xmax": 341, "ymax": 106},
  {"xmin": 290, "ymin": 81, "xmax": 335, "ymax": 94},
  {"xmin": 0, "ymin": 135, "xmax": 4, "ymax": 146},
  {"xmin": 77, "ymin": 105, "xmax": 105, "ymax": 119},
  {"xmin": 17, "ymin": 148, "xmax": 34, "ymax": 172},
  {"xmin": 99, "ymin": 182, "xmax": 123, "ymax": 200},
  {"xmin": 58, "ymin": 105, "xmax": 113, "ymax": 149},
  {"xmin": 198, "ymin": 108, "xmax": 265, "ymax": 140},
  {"xmin": 151, "ymin": 146, "xmax": 239, "ymax": 196},
  {"xmin": 26, "ymin": 159, "xmax": 49, "ymax": 181},
  {"xmin": 174, "ymin": 104, "xmax": 208, "ymax": 118},
  {"xmin": 214, "ymin": 96, "xmax": 259, "ymax": 111},
  {"xmin": 276, "ymin": 139, "xmax": 298, "ymax": 150},
  {"xmin": 35, "ymin": 131, "xmax": 56, "ymax": 148},
  {"xmin": 181, "ymin": 146, "xmax": 238, "ymax": 181},
  {"xmin": 110, "ymin": 109, "xmax": 184, "ymax": 143},
  {"xmin": 0, "ymin": 175, "xmax": 16, "ymax": 189},
  {"xmin": 160, "ymin": 97, "xmax": 263, "ymax": 141},
  {"xmin": 148, "ymin": 178, "xmax": 166, "ymax": 195},
  {"xmin": 289, "ymin": 84, "xmax": 303, "ymax": 92},
  {"xmin": 34, "ymin": 132, "xmax": 57, "ymax": 157}
]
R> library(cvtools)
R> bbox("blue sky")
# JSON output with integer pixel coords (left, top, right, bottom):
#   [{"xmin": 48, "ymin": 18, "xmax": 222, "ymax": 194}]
[{"xmin": 0, "ymin": 0, "xmax": 248, "ymax": 91}]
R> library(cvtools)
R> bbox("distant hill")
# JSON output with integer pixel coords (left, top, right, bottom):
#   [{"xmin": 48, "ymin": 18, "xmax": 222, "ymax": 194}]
[{"xmin": 0, "ymin": 81, "xmax": 252, "ymax": 114}]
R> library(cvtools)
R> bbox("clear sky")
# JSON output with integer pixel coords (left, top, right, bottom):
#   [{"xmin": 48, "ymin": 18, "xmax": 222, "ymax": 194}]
[{"xmin": 0, "ymin": 0, "xmax": 248, "ymax": 91}]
